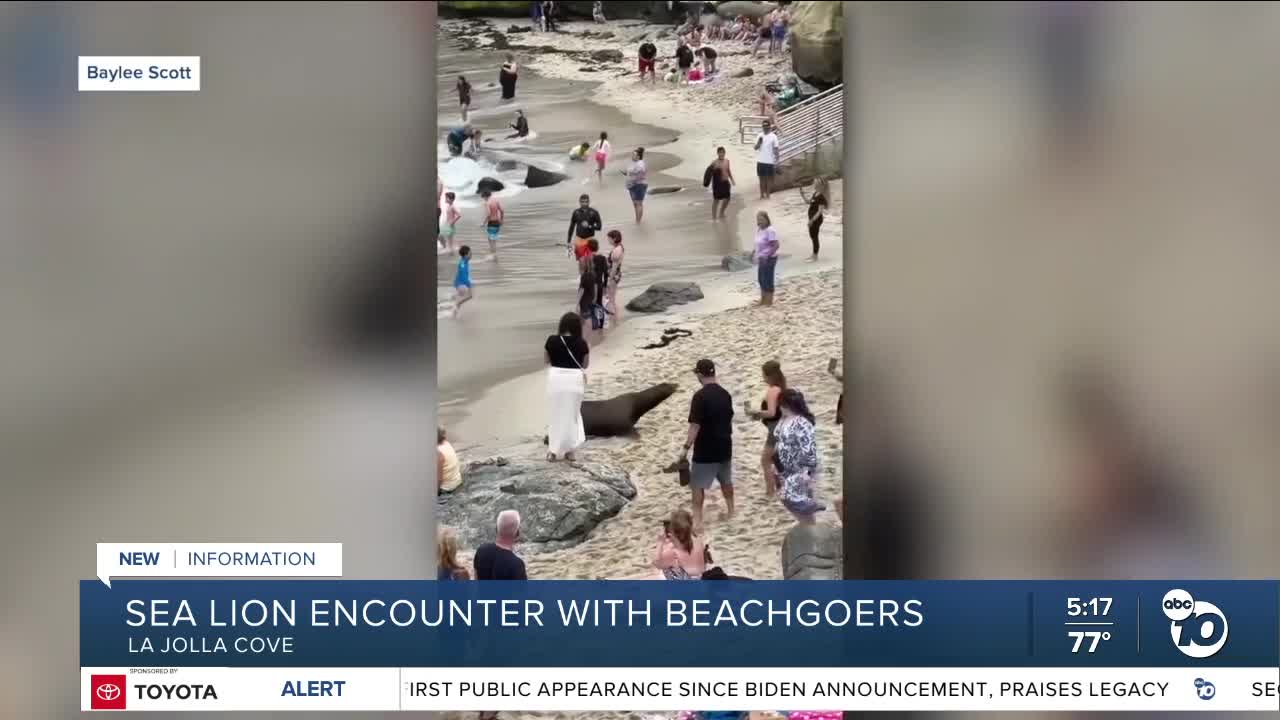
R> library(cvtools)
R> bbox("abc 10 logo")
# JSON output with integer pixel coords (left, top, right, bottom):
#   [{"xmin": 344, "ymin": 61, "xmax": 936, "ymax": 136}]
[{"xmin": 1162, "ymin": 589, "xmax": 1229, "ymax": 659}]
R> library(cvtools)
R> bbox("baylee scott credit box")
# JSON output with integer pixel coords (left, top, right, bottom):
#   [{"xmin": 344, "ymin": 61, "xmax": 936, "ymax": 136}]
[{"xmin": 79, "ymin": 56, "xmax": 201, "ymax": 92}]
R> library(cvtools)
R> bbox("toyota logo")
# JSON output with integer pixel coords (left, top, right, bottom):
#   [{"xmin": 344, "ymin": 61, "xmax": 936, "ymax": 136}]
[{"xmin": 96, "ymin": 683, "xmax": 121, "ymax": 702}]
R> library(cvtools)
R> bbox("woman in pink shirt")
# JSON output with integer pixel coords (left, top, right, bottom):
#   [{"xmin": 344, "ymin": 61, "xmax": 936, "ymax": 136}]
[{"xmin": 752, "ymin": 210, "xmax": 780, "ymax": 306}]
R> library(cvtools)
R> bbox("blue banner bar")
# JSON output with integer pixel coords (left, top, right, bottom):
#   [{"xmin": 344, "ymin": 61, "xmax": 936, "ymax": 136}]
[{"xmin": 79, "ymin": 580, "xmax": 1280, "ymax": 668}]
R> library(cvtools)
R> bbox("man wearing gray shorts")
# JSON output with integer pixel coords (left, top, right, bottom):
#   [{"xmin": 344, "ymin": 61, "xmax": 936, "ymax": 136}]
[{"xmin": 677, "ymin": 359, "xmax": 736, "ymax": 529}]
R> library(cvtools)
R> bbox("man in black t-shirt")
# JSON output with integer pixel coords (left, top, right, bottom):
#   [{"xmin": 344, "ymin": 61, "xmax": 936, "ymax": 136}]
[
  {"xmin": 677, "ymin": 359, "xmax": 735, "ymax": 529},
  {"xmin": 473, "ymin": 509, "xmax": 528, "ymax": 580}
]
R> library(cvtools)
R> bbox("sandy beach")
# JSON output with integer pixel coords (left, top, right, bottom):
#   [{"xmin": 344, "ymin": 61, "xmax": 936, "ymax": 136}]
[{"xmin": 440, "ymin": 15, "xmax": 844, "ymax": 583}]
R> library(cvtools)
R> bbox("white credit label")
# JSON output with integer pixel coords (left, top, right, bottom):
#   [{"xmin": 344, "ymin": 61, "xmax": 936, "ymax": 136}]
[{"xmin": 78, "ymin": 56, "xmax": 201, "ymax": 92}]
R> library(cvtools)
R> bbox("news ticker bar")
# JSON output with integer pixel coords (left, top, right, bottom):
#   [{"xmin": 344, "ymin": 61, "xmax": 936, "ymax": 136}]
[{"xmin": 81, "ymin": 667, "xmax": 1280, "ymax": 712}]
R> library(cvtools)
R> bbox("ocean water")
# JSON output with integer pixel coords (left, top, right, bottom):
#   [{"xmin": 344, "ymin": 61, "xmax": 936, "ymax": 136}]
[{"xmin": 435, "ymin": 37, "xmax": 745, "ymax": 432}]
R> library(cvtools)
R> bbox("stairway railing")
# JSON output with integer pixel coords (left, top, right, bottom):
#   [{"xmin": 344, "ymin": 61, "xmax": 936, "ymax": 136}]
[{"xmin": 738, "ymin": 84, "xmax": 844, "ymax": 164}]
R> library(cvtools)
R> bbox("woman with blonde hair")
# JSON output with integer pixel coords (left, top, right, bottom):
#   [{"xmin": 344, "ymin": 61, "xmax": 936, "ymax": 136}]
[
  {"xmin": 437, "ymin": 527, "xmax": 470, "ymax": 581},
  {"xmin": 652, "ymin": 509, "xmax": 706, "ymax": 580}
]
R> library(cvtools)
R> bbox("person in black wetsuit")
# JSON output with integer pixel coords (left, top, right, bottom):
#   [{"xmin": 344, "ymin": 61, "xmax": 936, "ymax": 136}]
[
  {"xmin": 498, "ymin": 53, "xmax": 519, "ymax": 100},
  {"xmin": 507, "ymin": 109, "xmax": 529, "ymax": 139},
  {"xmin": 566, "ymin": 194, "xmax": 603, "ymax": 260}
]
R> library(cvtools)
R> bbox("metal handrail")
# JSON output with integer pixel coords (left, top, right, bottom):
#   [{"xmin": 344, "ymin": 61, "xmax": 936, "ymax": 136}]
[{"xmin": 737, "ymin": 84, "xmax": 844, "ymax": 164}]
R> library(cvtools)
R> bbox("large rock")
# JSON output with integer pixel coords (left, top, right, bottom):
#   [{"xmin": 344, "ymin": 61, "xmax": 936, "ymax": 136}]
[
  {"xmin": 486, "ymin": 31, "xmax": 511, "ymax": 50},
  {"xmin": 781, "ymin": 523, "xmax": 843, "ymax": 580},
  {"xmin": 721, "ymin": 251, "xmax": 753, "ymax": 272},
  {"xmin": 716, "ymin": 1, "xmax": 777, "ymax": 20},
  {"xmin": 524, "ymin": 164, "xmax": 569, "ymax": 189},
  {"xmin": 476, "ymin": 177, "xmax": 504, "ymax": 194},
  {"xmin": 439, "ymin": 452, "xmax": 637, "ymax": 554},
  {"xmin": 789, "ymin": 0, "xmax": 844, "ymax": 89},
  {"xmin": 589, "ymin": 48, "xmax": 624, "ymax": 63},
  {"xmin": 625, "ymin": 282, "xmax": 704, "ymax": 313}
]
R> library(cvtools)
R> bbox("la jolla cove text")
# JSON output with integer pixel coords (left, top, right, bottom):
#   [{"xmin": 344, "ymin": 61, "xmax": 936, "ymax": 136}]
[{"xmin": 126, "ymin": 597, "xmax": 925, "ymax": 629}]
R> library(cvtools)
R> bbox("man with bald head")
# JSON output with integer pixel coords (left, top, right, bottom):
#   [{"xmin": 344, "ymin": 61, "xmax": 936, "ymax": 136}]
[{"xmin": 473, "ymin": 509, "xmax": 528, "ymax": 580}]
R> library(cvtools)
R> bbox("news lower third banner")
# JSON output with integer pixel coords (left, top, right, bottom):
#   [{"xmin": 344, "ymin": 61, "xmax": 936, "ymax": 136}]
[{"xmin": 80, "ymin": 580, "xmax": 1280, "ymax": 712}]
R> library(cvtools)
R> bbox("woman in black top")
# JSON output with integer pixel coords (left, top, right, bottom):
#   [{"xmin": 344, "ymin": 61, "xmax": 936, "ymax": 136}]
[
  {"xmin": 498, "ymin": 53, "xmax": 519, "ymax": 100},
  {"xmin": 544, "ymin": 312, "xmax": 589, "ymax": 461},
  {"xmin": 745, "ymin": 360, "xmax": 786, "ymax": 497},
  {"xmin": 456, "ymin": 75, "xmax": 471, "ymax": 122},
  {"xmin": 799, "ymin": 177, "xmax": 829, "ymax": 260}
]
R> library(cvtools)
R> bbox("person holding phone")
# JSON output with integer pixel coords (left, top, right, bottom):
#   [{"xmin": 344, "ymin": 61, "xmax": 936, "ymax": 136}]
[{"xmin": 652, "ymin": 509, "xmax": 705, "ymax": 580}]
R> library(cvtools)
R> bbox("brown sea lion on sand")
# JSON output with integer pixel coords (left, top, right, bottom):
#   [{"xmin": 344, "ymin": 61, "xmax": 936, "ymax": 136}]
[{"xmin": 543, "ymin": 383, "xmax": 678, "ymax": 442}]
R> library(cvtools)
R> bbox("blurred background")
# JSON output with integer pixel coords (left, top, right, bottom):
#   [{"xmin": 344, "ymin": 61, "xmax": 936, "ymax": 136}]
[
  {"xmin": 0, "ymin": 2, "xmax": 437, "ymax": 716},
  {"xmin": 849, "ymin": 0, "xmax": 1280, "ymax": 590}
]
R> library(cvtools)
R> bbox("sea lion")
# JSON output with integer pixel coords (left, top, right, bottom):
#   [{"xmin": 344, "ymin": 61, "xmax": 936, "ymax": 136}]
[
  {"xmin": 583, "ymin": 382, "xmax": 678, "ymax": 436},
  {"xmin": 543, "ymin": 383, "xmax": 678, "ymax": 443}
]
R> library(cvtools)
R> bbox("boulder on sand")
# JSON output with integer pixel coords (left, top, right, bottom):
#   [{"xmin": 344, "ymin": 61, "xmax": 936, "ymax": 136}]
[
  {"xmin": 721, "ymin": 251, "xmax": 753, "ymax": 272},
  {"xmin": 476, "ymin": 177, "xmax": 505, "ymax": 194},
  {"xmin": 625, "ymin": 282, "xmax": 704, "ymax": 313},
  {"xmin": 590, "ymin": 48, "xmax": 624, "ymax": 63},
  {"xmin": 789, "ymin": 0, "xmax": 844, "ymax": 89},
  {"xmin": 731, "ymin": 67, "xmax": 754, "ymax": 78},
  {"xmin": 486, "ymin": 31, "xmax": 511, "ymax": 50},
  {"xmin": 525, "ymin": 164, "xmax": 569, "ymax": 189},
  {"xmin": 438, "ymin": 450, "xmax": 637, "ymax": 554},
  {"xmin": 782, "ymin": 523, "xmax": 844, "ymax": 580}
]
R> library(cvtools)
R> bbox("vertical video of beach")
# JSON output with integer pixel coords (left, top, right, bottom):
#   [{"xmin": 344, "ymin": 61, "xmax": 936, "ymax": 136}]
[{"xmin": 435, "ymin": 2, "xmax": 845, "ymax": 592}]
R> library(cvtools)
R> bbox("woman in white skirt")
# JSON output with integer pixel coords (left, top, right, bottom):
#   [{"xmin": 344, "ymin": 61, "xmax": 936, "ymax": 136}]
[{"xmin": 544, "ymin": 312, "xmax": 590, "ymax": 461}]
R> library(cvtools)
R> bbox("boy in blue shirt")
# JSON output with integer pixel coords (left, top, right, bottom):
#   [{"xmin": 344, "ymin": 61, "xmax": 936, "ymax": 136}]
[{"xmin": 452, "ymin": 245, "xmax": 473, "ymax": 318}]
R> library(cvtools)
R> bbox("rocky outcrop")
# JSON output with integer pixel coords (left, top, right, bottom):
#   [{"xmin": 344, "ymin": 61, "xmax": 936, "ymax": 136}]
[
  {"xmin": 625, "ymin": 282, "xmax": 704, "ymax": 313},
  {"xmin": 721, "ymin": 251, "xmax": 753, "ymax": 272},
  {"xmin": 441, "ymin": 1, "xmax": 679, "ymax": 22},
  {"xmin": 782, "ymin": 523, "xmax": 843, "ymax": 580},
  {"xmin": 717, "ymin": 1, "xmax": 778, "ymax": 20},
  {"xmin": 476, "ymin": 177, "xmax": 505, "ymax": 194},
  {"xmin": 525, "ymin": 165, "xmax": 569, "ymax": 189},
  {"xmin": 438, "ymin": 450, "xmax": 637, "ymax": 554},
  {"xmin": 789, "ymin": 0, "xmax": 844, "ymax": 90}
]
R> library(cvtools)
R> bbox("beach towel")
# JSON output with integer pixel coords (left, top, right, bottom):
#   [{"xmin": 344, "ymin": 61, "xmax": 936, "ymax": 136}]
[{"xmin": 546, "ymin": 366, "xmax": 585, "ymax": 456}]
